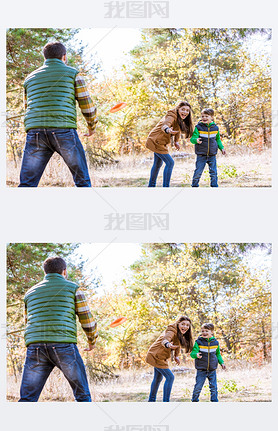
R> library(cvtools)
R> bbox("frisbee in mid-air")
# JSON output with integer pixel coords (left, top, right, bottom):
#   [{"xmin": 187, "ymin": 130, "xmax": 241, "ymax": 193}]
[
  {"xmin": 109, "ymin": 102, "xmax": 127, "ymax": 113},
  {"xmin": 110, "ymin": 316, "xmax": 127, "ymax": 328}
]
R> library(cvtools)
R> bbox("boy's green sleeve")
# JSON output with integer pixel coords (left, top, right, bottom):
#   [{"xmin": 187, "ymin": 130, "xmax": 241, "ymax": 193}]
[
  {"xmin": 190, "ymin": 341, "xmax": 200, "ymax": 359},
  {"xmin": 190, "ymin": 127, "xmax": 199, "ymax": 145},
  {"xmin": 216, "ymin": 131, "xmax": 224, "ymax": 150},
  {"xmin": 216, "ymin": 345, "xmax": 224, "ymax": 364}
]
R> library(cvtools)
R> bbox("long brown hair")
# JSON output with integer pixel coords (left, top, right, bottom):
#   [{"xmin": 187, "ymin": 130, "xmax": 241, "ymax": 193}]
[
  {"xmin": 176, "ymin": 315, "xmax": 194, "ymax": 353},
  {"xmin": 176, "ymin": 101, "xmax": 194, "ymax": 138}
]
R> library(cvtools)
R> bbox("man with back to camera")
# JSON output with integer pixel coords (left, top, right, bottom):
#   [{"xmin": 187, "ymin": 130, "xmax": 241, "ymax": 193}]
[
  {"xmin": 19, "ymin": 41, "xmax": 98, "ymax": 187},
  {"xmin": 19, "ymin": 256, "xmax": 98, "ymax": 402}
]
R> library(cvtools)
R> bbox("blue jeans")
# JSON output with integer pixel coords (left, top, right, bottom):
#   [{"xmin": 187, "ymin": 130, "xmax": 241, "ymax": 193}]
[
  {"xmin": 192, "ymin": 370, "xmax": 218, "ymax": 402},
  {"xmin": 19, "ymin": 343, "xmax": 91, "ymax": 402},
  {"xmin": 192, "ymin": 155, "xmax": 218, "ymax": 187},
  {"xmin": 148, "ymin": 367, "xmax": 175, "ymax": 402},
  {"xmin": 148, "ymin": 153, "xmax": 175, "ymax": 187},
  {"xmin": 19, "ymin": 129, "xmax": 91, "ymax": 187}
]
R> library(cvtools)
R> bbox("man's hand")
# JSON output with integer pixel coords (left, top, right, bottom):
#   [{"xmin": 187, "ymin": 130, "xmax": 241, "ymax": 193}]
[
  {"xmin": 221, "ymin": 149, "xmax": 226, "ymax": 155},
  {"xmin": 175, "ymin": 356, "xmax": 181, "ymax": 365},
  {"xmin": 84, "ymin": 129, "xmax": 95, "ymax": 137},
  {"xmin": 174, "ymin": 142, "xmax": 180, "ymax": 150},
  {"xmin": 221, "ymin": 363, "xmax": 226, "ymax": 370},
  {"xmin": 84, "ymin": 343, "xmax": 95, "ymax": 351},
  {"xmin": 196, "ymin": 352, "xmax": 202, "ymax": 358},
  {"xmin": 196, "ymin": 138, "xmax": 202, "ymax": 144}
]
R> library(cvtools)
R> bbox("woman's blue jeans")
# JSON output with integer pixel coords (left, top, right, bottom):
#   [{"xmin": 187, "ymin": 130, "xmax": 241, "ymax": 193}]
[
  {"xmin": 192, "ymin": 369, "xmax": 218, "ymax": 402},
  {"xmin": 148, "ymin": 367, "xmax": 175, "ymax": 402},
  {"xmin": 18, "ymin": 343, "xmax": 91, "ymax": 402},
  {"xmin": 19, "ymin": 128, "xmax": 91, "ymax": 187},
  {"xmin": 192, "ymin": 155, "xmax": 218, "ymax": 187},
  {"xmin": 148, "ymin": 153, "xmax": 175, "ymax": 187}
]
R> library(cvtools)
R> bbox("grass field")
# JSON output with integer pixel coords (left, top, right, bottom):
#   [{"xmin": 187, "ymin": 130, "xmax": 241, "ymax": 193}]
[
  {"xmin": 6, "ymin": 147, "xmax": 271, "ymax": 188},
  {"xmin": 7, "ymin": 362, "xmax": 271, "ymax": 402}
]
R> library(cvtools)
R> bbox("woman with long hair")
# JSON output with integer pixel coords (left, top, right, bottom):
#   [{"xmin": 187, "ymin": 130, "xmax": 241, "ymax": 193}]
[
  {"xmin": 146, "ymin": 316, "xmax": 194, "ymax": 402},
  {"xmin": 146, "ymin": 101, "xmax": 194, "ymax": 187}
]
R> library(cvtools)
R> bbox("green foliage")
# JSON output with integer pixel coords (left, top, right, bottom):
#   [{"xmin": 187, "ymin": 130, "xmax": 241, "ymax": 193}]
[
  {"xmin": 7, "ymin": 28, "xmax": 80, "ymax": 89},
  {"xmin": 218, "ymin": 165, "xmax": 238, "ymax": 179},
  {"xmin": 218, "ymin": 378, "xmax": 238, "ymax": 393}
]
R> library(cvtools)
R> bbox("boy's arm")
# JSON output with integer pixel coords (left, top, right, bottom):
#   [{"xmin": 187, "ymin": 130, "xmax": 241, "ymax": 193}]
[
  {"xmin": 216, "ymin": 345, "xmax": 224, "ymax": 365},
  {"xmin": 216, "ymin": 131, "xmax": 224, "ymax": 150},
  {"xmin": 190, "ymin": 127, "xmax": 199, "ymax": 145},
  {"xmin": 75, "ymin": 289, "xmax": 98, "ymax": 349},
  {"xmin": 190, "ymin": 341, "xmax": 200, "ymax": 359}
]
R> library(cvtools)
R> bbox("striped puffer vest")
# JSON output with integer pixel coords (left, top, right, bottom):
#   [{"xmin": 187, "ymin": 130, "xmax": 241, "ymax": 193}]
[
  {"xmin": 195, "ymin": 336, "xmax": 219, "ymax": 370},
  {"xmin": 24, "ymin": 58, "xmax": 78, "ymax": 131},
  {"xmin": 195, "ymin": 122, "xmax": 219, "ymax": 156},
  {"xmin": 24, "ymin": 273, "xmax": 78, "ymax": 346}
]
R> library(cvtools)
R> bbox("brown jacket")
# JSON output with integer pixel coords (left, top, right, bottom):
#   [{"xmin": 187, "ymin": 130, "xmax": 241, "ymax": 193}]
[
  {"xmin": 146, "ymin": 109, "xmax": 181, "ymax": 154},
  {"xmin": 146, "ymin": 323, "xmax": 181, "ymax": 369}
]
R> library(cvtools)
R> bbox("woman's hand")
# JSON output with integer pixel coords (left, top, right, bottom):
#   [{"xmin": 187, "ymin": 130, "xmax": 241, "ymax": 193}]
[
  {"xmin": 167, "ymin": 342, "xmax": 180, "ymax": 349},
  {"xmin": 175, "ymin": 356, "xmax": 181, "ymax": 365},
  {"xmin": 196, "ymin": 138, "xmax": 202, "ymax": 144},
  {"xmin": 196, "ymin": 352, "xmax": 202, "ymax": 358},
  {"xmin": 174, "ymin": 142, "xmax": 180, "ymax": 150},
  {"xmin": 166, "ymin": 127, "xmax": 179, "ymax": 135}
]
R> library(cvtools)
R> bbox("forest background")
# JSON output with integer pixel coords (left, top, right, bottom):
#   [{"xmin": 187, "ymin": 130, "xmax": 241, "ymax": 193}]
[{"xmin": 6, "ymin": 28, "xmax": 272, "ymax": 187}]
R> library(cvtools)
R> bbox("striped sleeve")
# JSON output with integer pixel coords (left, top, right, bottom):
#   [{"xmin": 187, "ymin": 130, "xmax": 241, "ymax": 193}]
[
  {"xmin": 75, "ymin": 289, "xmax": 98, "ymax": 345},
  {"xmin": 75, "ymin": 74, "xmax": 98, "ymax": 131}
]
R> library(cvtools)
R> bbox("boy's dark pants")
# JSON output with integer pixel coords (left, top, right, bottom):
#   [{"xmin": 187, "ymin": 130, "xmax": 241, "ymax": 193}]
[
  {"xmin": 192, "ymin": 155, "xmax": 218, "ymax": 187},
  {"xmin": 192, "ymin": 369, "xmax": 218, "ymax": 402}
]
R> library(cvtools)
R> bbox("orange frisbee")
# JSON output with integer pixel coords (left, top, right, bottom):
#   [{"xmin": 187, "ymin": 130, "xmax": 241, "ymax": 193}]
[
  {"xmin": 109, "ymin": 102, "xmax": 127, "ymax": 113},
  {"xmin": 110, "ymin": 316, "xmax": 127, "ymax": 328}
]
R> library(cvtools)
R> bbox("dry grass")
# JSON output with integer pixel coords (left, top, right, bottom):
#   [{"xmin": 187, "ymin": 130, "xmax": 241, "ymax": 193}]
[
  {"xmin": 6, "ymin": 147, "xmax": 271, "ymax": 188},
  {"xmin": 7, "ymin": 362, "xmax": 271, "ymax": 402}
]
